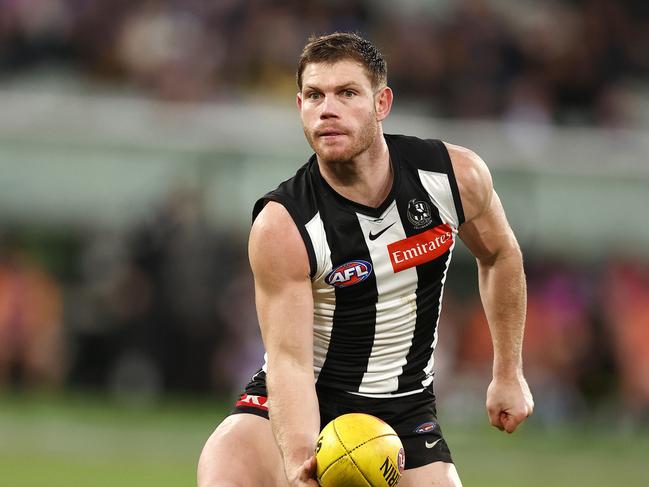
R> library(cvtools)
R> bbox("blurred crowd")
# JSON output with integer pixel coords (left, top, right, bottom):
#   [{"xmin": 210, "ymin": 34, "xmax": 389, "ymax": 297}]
[
  {"xmin": 1, "ymin": 0, "xmax": 648, "ymax": 125},
  {"xmin": 1, "ymin": 0, "xmax": 648, "ymax": 426},
  {"xmin": 1, "ymin": 188, "xmax": 649, "ymax": 428}
]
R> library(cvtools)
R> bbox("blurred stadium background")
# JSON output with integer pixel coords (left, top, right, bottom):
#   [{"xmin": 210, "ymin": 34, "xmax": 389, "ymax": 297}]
[{"xmin": 1, "ymin": 0, "xmax": 649, "ymax": 485}]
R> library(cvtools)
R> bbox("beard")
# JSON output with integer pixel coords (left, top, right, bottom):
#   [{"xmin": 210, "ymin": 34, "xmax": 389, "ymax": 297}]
[{"xmin": 303, "ymin": 112, "xmax": 378, "ymax": 165}]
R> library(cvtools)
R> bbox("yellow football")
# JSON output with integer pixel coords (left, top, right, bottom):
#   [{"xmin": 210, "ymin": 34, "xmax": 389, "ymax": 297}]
[{"xmin": 315, "ymin": 413, "xmax": 405, "ymax": 487}]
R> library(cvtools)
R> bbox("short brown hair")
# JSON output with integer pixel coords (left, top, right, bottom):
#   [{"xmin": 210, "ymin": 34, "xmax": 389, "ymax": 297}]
[{"xmin": 296, "ymin": 32, "xmax": 387, "ymax": 90}]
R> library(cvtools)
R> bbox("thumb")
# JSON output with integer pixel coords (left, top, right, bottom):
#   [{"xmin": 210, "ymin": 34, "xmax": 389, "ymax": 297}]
[
  {"xmin": 302, "ymin": 455, "xmax": 317, "ymax": 477},
  {"xmin": 502, "ymin": 410, "xmax": 529, "ymax": 433}
]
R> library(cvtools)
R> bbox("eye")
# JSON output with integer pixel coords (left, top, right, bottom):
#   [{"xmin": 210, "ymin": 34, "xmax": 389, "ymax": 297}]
[
  {"xmin": 306, "ymin": 91, "xmax": 321, "ymax": 100},
  {"xmin": 342, "ymin": 89, "xmax": 356, "ymax": 98}
]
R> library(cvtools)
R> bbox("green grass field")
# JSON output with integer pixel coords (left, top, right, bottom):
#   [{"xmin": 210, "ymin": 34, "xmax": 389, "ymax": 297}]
[{"xmin": 1, "ymin": 391, "xmax": 648, "ymax": 486}]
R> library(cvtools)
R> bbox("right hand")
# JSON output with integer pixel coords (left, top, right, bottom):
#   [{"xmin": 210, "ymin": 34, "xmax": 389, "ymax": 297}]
[
  {"xmin": 287, "ymin": 455, "xmax": 319, "ymax": 486},
  {"xmin": 486, "ymin": 375, "xmax": 534, "ymax": 433}
]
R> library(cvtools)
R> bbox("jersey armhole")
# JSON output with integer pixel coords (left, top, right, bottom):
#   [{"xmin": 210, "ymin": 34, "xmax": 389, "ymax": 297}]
[
  {"xmin": 430, "ymin": 139, "xmax": 466, "ymax": 226},
  {"xmin": 252, "ymin": 195, "xmax": 317, "ymax": 279}
]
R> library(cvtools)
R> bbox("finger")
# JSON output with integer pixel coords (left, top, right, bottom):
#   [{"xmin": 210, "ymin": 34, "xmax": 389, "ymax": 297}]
[
  {"xmin": 304, "ymin": 455, "xmax": 316, "ymax": 474},
  {"xmin": 305, "ymin": 456, "xmax": 319, "ymax": 486},
  {"xmin": 487, "ymin": 408, "xmax": 505, "ymax": 430},
  {"xmin": 502, "ymin": 413, "xmax": 518, "ymax": 433},
  {"xmin": 503, "ymin": 411, "xmax": 530, "ymax": 433}
]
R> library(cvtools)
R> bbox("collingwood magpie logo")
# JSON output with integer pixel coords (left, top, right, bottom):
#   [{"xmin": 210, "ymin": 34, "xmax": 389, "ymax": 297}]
[{"xmin": 407, "ymin": 199, "xmax": 432, "ymax": 229}]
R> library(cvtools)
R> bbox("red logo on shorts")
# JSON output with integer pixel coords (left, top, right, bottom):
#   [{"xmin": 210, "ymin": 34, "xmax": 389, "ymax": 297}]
[
  {"xmin": 236, "ymin": 394, "xmax": 268, "ymax": 412},
  {"xmin": 387, "ymin": 224, "xmax": 453, "ymax": 273}
]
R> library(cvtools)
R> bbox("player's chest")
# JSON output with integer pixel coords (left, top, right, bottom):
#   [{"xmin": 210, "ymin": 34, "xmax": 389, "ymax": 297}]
[{"xmin": 319, "ymin": 199, "xmax": 454, "ymax": 295}]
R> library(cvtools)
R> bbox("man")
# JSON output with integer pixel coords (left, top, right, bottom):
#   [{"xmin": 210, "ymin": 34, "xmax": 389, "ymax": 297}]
[{"xmin": 198, "ymin": 32, "xmax": 533, "ymax": 487}]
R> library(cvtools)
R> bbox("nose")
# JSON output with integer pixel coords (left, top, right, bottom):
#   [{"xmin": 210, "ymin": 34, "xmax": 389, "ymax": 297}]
[{"xmin": 320, "ymin": 95, "xmax": 339, "ymax": 119}]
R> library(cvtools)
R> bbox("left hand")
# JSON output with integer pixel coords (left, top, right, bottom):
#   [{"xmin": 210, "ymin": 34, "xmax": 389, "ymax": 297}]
[
  {"xmin": 485, "ymin": 375, "xmax": 534, "ymax": 433},
  {"xmin": 286, "ymin": 455, "xmax": 319, "ymax": 486}
]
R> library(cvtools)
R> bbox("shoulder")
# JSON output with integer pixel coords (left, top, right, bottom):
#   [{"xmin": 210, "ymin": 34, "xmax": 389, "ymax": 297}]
[
  {"xmin": 249, "ymin": 201, "xmax": 311, "ymax": 283},
  {"xmin": 442, "ymin": 142, "xmax": 493, "ymax": 223},
  {"xmin": 251, "ymin": 201, "xmax": 296, "ymax": 242},
  {"xmin": 253, "ymin": 159, "xmax": 317, "ymax": 223}
]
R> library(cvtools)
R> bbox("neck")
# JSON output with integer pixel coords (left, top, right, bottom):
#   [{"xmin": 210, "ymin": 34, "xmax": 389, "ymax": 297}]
[{"xmin": 318, "ymin": 131, "xmax": 392, "ymax": 209}]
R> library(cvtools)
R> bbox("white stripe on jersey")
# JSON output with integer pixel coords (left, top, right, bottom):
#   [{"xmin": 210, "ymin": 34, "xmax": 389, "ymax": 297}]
[
  {"xmin": 261, "ymin": 356, "xmax": 268, "ymax": 374},
  {"xmin": 418, "ymin": 169, "xmax": 459, "ymax": 388},
  {"xmin": 421, "ymin": 240, "xmax": 455, "ymax": 388},
  {"xmin": 305, "ymin": 212, "xmax": 336, "ymax": 381},
  {"xmin": 355, "ymin": 201, "xmax": 419, "ymax": 395},
  {"xmin": 417, "ymin": 170, "xmax": 460, "ymax": 227}
]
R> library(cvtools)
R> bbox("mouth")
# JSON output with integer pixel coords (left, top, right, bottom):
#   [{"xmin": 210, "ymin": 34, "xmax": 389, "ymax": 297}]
[
  {"xmin": 317, "ymin": 127, "xmax": 346, "ymax": 136},
  {"xmin": 317, "ymin": 130, "xmax": 346, "ymax": 142}
]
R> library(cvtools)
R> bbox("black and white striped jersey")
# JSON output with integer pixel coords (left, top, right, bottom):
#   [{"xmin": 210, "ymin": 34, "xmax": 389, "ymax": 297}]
[{"xmin": 252, "ymin": 134, "xmax": 465, "ymax": 398}]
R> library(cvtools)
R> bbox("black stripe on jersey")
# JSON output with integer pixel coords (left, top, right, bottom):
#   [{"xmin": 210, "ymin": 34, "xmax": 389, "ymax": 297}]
[
  {"xmin": 253, "ymin": 195, "xmax": 318, "ymax": 278},
  {"xmin": 429, "ymin": 139, "xmax": 465, "ymax": 226},
  {"xmin": 315, "ymin": 200, "xmax": 378, "ymax": 391},
  {"xmin": 252, "ymin": 161, "xmax": 321, "ymax": 278},
  {"xmin": 394, "ymin": 153, "xmax": 450, "ymax": 392}
]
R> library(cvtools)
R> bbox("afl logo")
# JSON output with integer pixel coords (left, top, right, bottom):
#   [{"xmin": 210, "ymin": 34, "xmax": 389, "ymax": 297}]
[
  {"xmin": 407, "ymin": 199, "xmax": 433, "ymax": 229},
  {"xmin": 325, "ymin": 260, "xmax": 373, "ymax": 288}
]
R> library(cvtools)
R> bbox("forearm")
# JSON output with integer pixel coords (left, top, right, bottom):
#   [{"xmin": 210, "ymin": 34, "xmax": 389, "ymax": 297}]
[
  {"xmin": 478, "ymin": 246, "xmax": 527, "ymax": 379},
  {"xmin": 453, "ymin": 150, "xmax": 534, "ymax": 430},
  {"xmin": 267, "ymin": 359, "xmax": 320, "ymax": 474}
]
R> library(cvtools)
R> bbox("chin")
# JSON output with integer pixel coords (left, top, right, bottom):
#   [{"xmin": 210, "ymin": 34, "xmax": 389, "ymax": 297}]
[
  {"xmin": 315, "ymin": 139, "xmax": 356, "ymax": 162},
  {"xmin": 317, "ymin": 147, "xmax": 355, "ymax": 164}
]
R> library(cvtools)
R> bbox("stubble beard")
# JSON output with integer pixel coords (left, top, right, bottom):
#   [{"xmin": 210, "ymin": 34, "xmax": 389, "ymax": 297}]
[{"xmin": 304, "ymin": 113, "xmax": 378, "ymax": 166}]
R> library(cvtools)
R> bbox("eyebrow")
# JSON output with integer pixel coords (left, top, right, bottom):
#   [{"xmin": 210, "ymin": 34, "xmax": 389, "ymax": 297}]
[{"xmin": 303, "ymin": 82, "xmax": 363, "ymax": 92}]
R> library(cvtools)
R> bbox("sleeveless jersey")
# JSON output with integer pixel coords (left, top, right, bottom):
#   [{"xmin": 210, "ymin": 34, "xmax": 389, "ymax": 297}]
[{"xmin": 252, "ymin": 134, "xmax": 465, "ymax": 398}]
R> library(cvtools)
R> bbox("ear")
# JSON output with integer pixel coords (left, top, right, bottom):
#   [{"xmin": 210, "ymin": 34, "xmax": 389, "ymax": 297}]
[
  {"xmin": 375, "ymin": 86, "xmax": 393, "ymax": 122},
  {"xmin": 296, "ymin": 91, "xmax": 303, "ymax": 110}
]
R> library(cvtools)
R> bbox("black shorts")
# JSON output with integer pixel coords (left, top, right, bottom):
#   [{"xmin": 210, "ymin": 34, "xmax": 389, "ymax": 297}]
[{"xmin": 232, "ymin": 370, "xmax": 453, "ymax": 469}]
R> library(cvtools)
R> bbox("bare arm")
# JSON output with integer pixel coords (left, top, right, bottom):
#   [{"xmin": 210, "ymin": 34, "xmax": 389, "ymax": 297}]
[
  {"xmin": 249, "ymin": 201, "xmax": 320, "ymax": 485},
  {"xmin": 446, "ymin": 143, "xmax": 534, "ymax": 433}
]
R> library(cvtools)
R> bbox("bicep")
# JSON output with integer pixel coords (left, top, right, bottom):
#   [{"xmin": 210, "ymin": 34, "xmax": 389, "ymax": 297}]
[
  {"xmin": 445, "ymin": 142, "xmax": 520, "ymax": 264},
  {"xmin": 459, "ymin": 190, "xmax": 520, "ymax": 265},
  {"xmin": 249, "ymin": 202, "xmax": 314, "ymax": 366}
]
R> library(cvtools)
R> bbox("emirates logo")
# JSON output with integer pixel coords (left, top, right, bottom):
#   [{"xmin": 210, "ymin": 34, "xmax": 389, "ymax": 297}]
[{"xmin": 387, "ymin": 224, "xmax": 453, "ymax": 273}]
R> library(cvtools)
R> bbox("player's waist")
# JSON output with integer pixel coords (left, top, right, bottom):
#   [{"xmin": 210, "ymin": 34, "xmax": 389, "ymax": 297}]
[
  {"xmin": 316, "ymin": 385, "xmax": 434, "ymax": 407},
  {"xmin": 316, "ymin": 383, "xmax": 434, "ymax": 401}
]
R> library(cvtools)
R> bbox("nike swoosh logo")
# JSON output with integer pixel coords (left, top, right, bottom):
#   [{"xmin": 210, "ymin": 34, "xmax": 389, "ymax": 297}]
[
  {"xmin": 368, "ymin": 222, "xmax": 396, "ymax": 241},
  {"xmin": 425, "ymin": 439, "xmax": 442, "ymax": 449}
]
